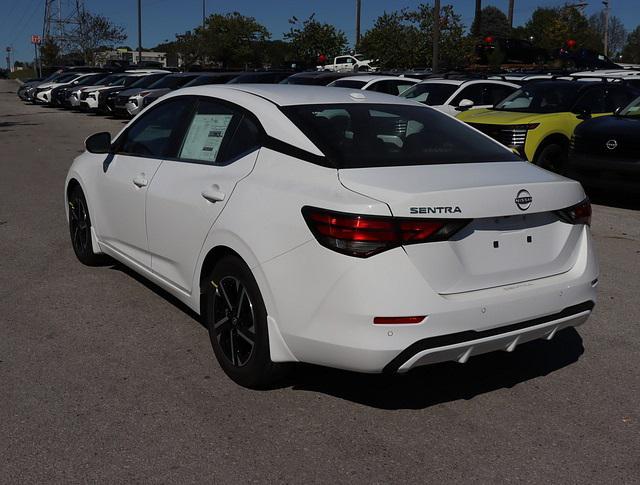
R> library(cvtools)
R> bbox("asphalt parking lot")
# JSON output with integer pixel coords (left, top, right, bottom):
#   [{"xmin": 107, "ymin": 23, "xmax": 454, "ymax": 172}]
[{"xmin": 1, "ymin": 78, "xmax": 639, "ymax": 483}]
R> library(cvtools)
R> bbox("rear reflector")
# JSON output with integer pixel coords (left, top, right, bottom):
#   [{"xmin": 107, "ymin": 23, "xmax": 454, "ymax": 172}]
[
  {"xmin": 373, "ymin": 316, "xmax": 426, "ymax": 325},
  {"xmin": 555, "ymin": 198, "xmax": 591, "ymax": 226},
  {"xmin": 302, "ymin": 206, "xmax": 471, "ymax": 258}
]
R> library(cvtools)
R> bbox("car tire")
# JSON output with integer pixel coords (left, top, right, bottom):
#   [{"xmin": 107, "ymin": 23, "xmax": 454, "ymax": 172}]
[
  {"xmin": 534, "ymin": 142, "xmax": 567, "ymax": 174},
  {"xmin": 68, "ymin": 186, "xmax": 107, "ymax": 266},
  {"xmin": 204, "ymin": 255, "xmax": 285, "ymax": 389}
]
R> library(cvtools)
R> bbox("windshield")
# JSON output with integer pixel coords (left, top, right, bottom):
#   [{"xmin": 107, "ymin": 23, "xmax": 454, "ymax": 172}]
[
  {"xmin": 129, "ymin": 73, "xmax": 166, "ymax": 89},
  {"xmin": 494, "ymin": 82, "xmax": 579, "ymax": 113},
  {"xmin": 148, "ymin": 75, "xmax": 195, "ymax": 89},
  {"xmin": 330, "ymin": 80, "xmax": 367, "ymax": 89},
  {"xmin": 77, "ymin": 73, "xmax": 109, "ymax": 86},
  {"xmin": 56, "ymin": 73, "xmax": 81, "ymax": 83},
  {"xmin": 399, "ymin": 83, "xmax": 458, "ymax": 106},
  {"xmin": 183, "ymin": 74, "xmax": 237, "ymax": 87},
  {"xmin": 281, "ymin": 103, "xmax": 518, "ymax": 168},
  {"xmin": 619, "ymin": 96, "xmax": 640, "ymax": 117}
]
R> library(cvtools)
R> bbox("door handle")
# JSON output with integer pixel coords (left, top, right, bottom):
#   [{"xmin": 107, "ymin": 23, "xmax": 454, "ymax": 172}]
[
  {"xmin": 132, "ymin": 174, "xmax": 148, "ymax": 188},
  {"xmin": 201, "ymin": 185, "xmax": 225, "ymax": 203}
]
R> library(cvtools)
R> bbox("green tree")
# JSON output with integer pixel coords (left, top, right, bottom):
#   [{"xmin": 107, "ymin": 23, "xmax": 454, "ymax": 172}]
[
  {"xmin": 40, "ymin": 39, "xmax": 60, "ymax": 67},
  {"xmin": 405, "ymin": 3, "xmax": 471, "ymax": 70},
  {"xmin": 521, "ymin": 6, "xmax": 599, "ymax": 52},
  {"xmin": 621, "ymin": 26, "xmax": 640, "ymax": 63},
  {"xmin": 76, "ymin": 11, "xmax": 126, "ymax": 63},
  {"xmin": 589, "ymin": 12, "xmax": 627, "ymax": 55},
  {"xmin": 284, "ymin": 14, "xmax": 348, "ymax": 65},
  {"xmin": 200, "ymin": 12, "xmax": 270, "ymax": 68},
  {"xmin": 359, "ymin": 11, "xmax": 421, "ymax": 69},
  {"xmin": 470, "ymin": 6, "xmax": 511, "ymax": 38}
]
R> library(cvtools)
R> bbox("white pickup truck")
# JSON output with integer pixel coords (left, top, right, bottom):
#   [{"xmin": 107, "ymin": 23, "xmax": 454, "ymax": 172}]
[{"xmin": 318, "ymin": 54, "xmax": 378, "ymax": 73}]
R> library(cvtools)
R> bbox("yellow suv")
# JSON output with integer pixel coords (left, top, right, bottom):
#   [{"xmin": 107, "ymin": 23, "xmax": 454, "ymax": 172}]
[{"xmin": 456, "ymin": 79, "xmax": 640, "ymax": 172}]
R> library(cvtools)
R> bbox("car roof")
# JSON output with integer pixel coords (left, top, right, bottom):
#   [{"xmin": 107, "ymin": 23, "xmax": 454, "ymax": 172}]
[
  {"xmin": 179, "ymin": 84, "xmax": 421, "ymax": 107},
  {"xmin": 335, "ymin": 75, "xmax": 421, "ymax": 83}
]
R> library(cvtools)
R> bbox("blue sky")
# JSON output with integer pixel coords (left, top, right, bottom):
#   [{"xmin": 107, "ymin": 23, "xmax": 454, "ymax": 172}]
[{"xmin": 2, "ymin": 0, "xmax": 639, "ymax": 63}]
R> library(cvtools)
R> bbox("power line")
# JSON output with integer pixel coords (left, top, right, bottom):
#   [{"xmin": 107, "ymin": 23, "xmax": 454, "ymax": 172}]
[{"xmin": 8, "ymin": 0, "xmax": 41, "ymax": 46}]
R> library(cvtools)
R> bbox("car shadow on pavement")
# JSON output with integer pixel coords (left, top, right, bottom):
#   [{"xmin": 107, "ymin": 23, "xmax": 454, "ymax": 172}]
[
  {"xmin": 585, "ymin": 188, "xmax": 640, "ymax": 211},
  {"xmin": 108, "ymin": 261, "xmax": 585, "ymax": 410},
  {"xmin": 285, "ymin": 329, "xmax": 584, "ymax": 410}
]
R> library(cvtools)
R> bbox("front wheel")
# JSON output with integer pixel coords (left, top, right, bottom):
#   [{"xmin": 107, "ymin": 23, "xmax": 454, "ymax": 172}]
[
  {"xmin": 534, "ymin": 142, "xmax": 567, "ymax": 174},
  {"xmin": 68, "ymin": 186, "xmax": 106, "ymax": 266},
  {"xmin": 204, "ymin": 255, "xmax": 285, "ymax": 388}
]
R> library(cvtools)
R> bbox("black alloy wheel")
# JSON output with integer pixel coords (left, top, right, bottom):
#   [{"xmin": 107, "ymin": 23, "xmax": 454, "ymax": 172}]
[
  {"xmin": 205, "ymin": 255, "xmax": 285, "ymax": 388},
  {"xmin": 68, "ymin": 186, "xmax": 105, "ymax": 266}
]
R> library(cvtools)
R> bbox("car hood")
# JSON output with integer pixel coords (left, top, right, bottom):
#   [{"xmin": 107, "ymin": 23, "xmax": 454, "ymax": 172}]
[
  {"xmin": 117, "ymin": 87, "xmax": 145, "ymax": 97},
  {"xmin": 575, "ymin": 114, "xmax": 640, "ymax": 137},
  {"xmin": 457, "ymin": 108, "xmax": 561, "ymax": 125}
]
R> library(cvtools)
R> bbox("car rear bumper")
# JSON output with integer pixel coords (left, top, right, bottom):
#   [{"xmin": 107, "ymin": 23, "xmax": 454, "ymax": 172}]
[{"xmin": 261, "ymin": 225, "xmax": 598, "ymax": 373}]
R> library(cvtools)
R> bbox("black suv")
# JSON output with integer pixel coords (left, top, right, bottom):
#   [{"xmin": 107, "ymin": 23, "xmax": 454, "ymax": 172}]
[{"xmin": 567, "ymin": 96, "xmax": 640, "ymax": 193}]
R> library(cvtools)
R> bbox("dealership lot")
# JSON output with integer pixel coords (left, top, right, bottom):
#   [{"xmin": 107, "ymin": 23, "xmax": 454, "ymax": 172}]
[{"xmin": 1, "ymin": 79, "xmax": 639, "ymax": 482}]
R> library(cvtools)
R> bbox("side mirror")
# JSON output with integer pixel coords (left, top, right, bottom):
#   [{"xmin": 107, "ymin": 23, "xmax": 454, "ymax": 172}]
[
  {"xmin": 85, "ymin": 132, "xmax": 112, "ymax": 154},
  {"xmin": 614, "ymin": 106, "xmax": 623, "ymax": 116},
  {"xmin": 456, "ymin": 99, "xmax": 475, "ymax": 111},
  {"xmin": 575, "ymin": 108, "xmax": 592, "ymax": 120}
]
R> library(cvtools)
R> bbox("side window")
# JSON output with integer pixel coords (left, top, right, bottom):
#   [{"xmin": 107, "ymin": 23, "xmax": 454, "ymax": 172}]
[
  {"xmin": 574, "ymin": 87, "xmax": 607, "ymax": 113},
  {"xmin": 177, "ymin": 99, "xmax": 262, "ymax": 165},
  {"xmin": 178, "ymin": 100, "xmax": 237, "ymax": 164},
  {"xmin": 222, "ymin": 115, "xmax": 262, "ymax": 162},
  {"xmin": 118, "ymin": 98, "xmax": 193, "ymax": 157},
  {"xmin": 451, "ymin": 84, "xmax": 485, "ymax": 105},
  {"xmin": 486, "ymin": 85, "xmax": 517, "ymax": 106},
  {"xmin": 606, "ymin": 88, "xmax": 635, "ymax": 112}
]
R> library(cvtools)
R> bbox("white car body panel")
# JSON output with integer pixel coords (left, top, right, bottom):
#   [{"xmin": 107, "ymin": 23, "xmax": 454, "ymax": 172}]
[{"xmin": 66, "ymin": 85, "xmax": 598, "ymax": 374}]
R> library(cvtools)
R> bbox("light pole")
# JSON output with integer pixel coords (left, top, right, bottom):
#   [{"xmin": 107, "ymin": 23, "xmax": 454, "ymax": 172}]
[
  {"xmin": 432, "ymin": 0, "xmax": 440, "ymax": 73},
  {"xmin": 203, "ymin": 0, "xmax": 206, "ymax": 28},
  {"xmin": 137, "ymin": 0, "xmax": 142, "ymax": 65},
  {"xmin": 355, "ymin": 0, "xmax": 362, "ymax": 52},
  {"xmin": 603, "ymin": 0, "xmax": 610, "ymax": 57}
]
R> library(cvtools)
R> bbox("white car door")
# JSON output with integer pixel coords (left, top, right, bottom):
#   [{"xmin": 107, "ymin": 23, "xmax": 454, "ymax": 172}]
[
  {"xmin": 92, "ymin": 97, "xmax": 195, "ymax": 267},
  {"xmin": 146, "ymin": 98, "xmax": 261, "ymax": 292}
]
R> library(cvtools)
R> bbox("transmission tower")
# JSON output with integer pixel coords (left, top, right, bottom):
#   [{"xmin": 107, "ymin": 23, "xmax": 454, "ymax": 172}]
[{"xmin": 43, "ymin": 0, "xmax": 86, "ymax": 50}]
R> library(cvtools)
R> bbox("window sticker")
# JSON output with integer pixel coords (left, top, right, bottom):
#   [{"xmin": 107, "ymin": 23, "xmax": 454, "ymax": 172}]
[{"xmin": 180, "ymin": 114, "xmax": 234, "ymax": 162}]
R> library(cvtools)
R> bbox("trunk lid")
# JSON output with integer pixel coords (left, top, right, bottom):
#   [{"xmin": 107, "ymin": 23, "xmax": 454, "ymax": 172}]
[{"xmin": 339, "ymin": 161, "xmax": 586, "ymax": 294}]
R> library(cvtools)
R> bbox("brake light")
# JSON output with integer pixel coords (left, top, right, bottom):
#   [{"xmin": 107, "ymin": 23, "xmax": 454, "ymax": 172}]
[
  {"xmin": 373, "ymin": 316, "xmax": 426, "ymax": 325},
  {"xmin": 555, "ymin": 198, "xmax": 591, "ymax": 226},
  {"xmin": 302, "ymin": 206, "xmax": 471, "ymax": 258}
]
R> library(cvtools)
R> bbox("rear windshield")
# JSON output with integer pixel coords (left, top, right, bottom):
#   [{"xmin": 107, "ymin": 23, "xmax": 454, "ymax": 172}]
[
  {"xmin": 330, "ymin": 80, "xmax": 367, "ymax": 89},
  {"xmin": 400, "ymin": 83, "xmax": 458, "ymax": 105},
  {"xmin": 129, "ymin": 73, "xmax": 168, "ymax": 88},
  {"xmin": 148, "ymin": 75, "xmax": 197, "ymax": 89},
  {"xmin": 281, "ymin": 103, "xmax": 519, "ymax": 168}
]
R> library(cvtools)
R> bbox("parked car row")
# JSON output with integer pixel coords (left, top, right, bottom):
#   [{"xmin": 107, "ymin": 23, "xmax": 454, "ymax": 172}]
[{"xmin": 17, "ymin": 66, "xmax": 640, "ymax": 193}]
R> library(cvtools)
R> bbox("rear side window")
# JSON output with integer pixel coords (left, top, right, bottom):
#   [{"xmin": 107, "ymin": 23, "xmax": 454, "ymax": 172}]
[
  {"xmin": 281, "ymin": 103, "xmax": 519, "ymax": 169},
  {"xmin": 177, "ymin": 99, "xmax": 262, "ymax": 165}
]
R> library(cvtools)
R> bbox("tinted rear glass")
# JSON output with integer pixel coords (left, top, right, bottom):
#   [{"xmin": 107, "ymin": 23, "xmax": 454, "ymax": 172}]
[
  {"xmin": 330, "ymin": 80, "xmax": 367, "ymax": 89},
  {"xmin": 129, "ymin": 73, "xmax": 168, "ymax": 88},
  {"xmin": 400, "ymin": 83, "xmax": 458, "ymax": 105},
  {"xmin": 282, "ymin": 103, "xmax": 518, "ymax": 169}
]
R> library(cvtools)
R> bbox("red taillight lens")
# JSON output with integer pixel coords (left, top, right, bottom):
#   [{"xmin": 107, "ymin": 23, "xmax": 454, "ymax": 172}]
[
  {"xmin": 556, "ymin": 198, "xmax": 591, "ymax": 226},
  {"xmin": 373, "ymin": 316, "xmax": 426, "ymax": 325},
  {"xmin": 302, "ymin": 207, "xmax": 471, "ymax": 258}
]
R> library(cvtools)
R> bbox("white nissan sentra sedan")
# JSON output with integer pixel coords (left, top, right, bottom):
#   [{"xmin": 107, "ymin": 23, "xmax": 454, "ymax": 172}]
[{"xmin": 65, "ymin": 85, "xmax": 598, "ymax": 388}]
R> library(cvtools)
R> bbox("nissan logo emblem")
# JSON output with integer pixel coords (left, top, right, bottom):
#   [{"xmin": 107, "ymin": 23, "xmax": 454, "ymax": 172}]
[
  {"xmin": 515, "ymin": 189, "xmax": 532, "ymax": 211},
  {"xmin": 606, "ymin": 139, "xmax": 618, "ymax": 150}
]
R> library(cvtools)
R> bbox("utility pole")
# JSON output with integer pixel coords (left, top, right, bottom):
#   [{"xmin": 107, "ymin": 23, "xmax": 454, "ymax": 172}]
[
  {"xmin": 137, "ymin": 0, "xmax": 142, "ymax": 65},
  {"xmin": 508, "ymin": 0, "xmax": 514, "ymax": 29},
  {"xmin": 474, "ymin": 0, "xmax": 482, "ymax": 36},
  {"xmin": 432, "ymin": 0, "xmax": 440, "ymax": 73},
  {"xmin": 202, "ymin": 0, "xmax": 206, "ymax": 28},
  {"xmin": 603, "ymin": 0, "xmax": 610, "ymax": 57},
  {"xmin": 355, "ymin": 0, "xmax": 362, "ymax": 52}
]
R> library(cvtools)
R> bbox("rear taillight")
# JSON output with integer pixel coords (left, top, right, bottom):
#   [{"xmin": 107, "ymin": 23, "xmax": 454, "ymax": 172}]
[
  {"xmin": 302, "ymin": 206, "xmax": 470, "ymax": 258},
  {"xmin": 556, "ymin": 198, "xmax": 591, "ymax": 226}
]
